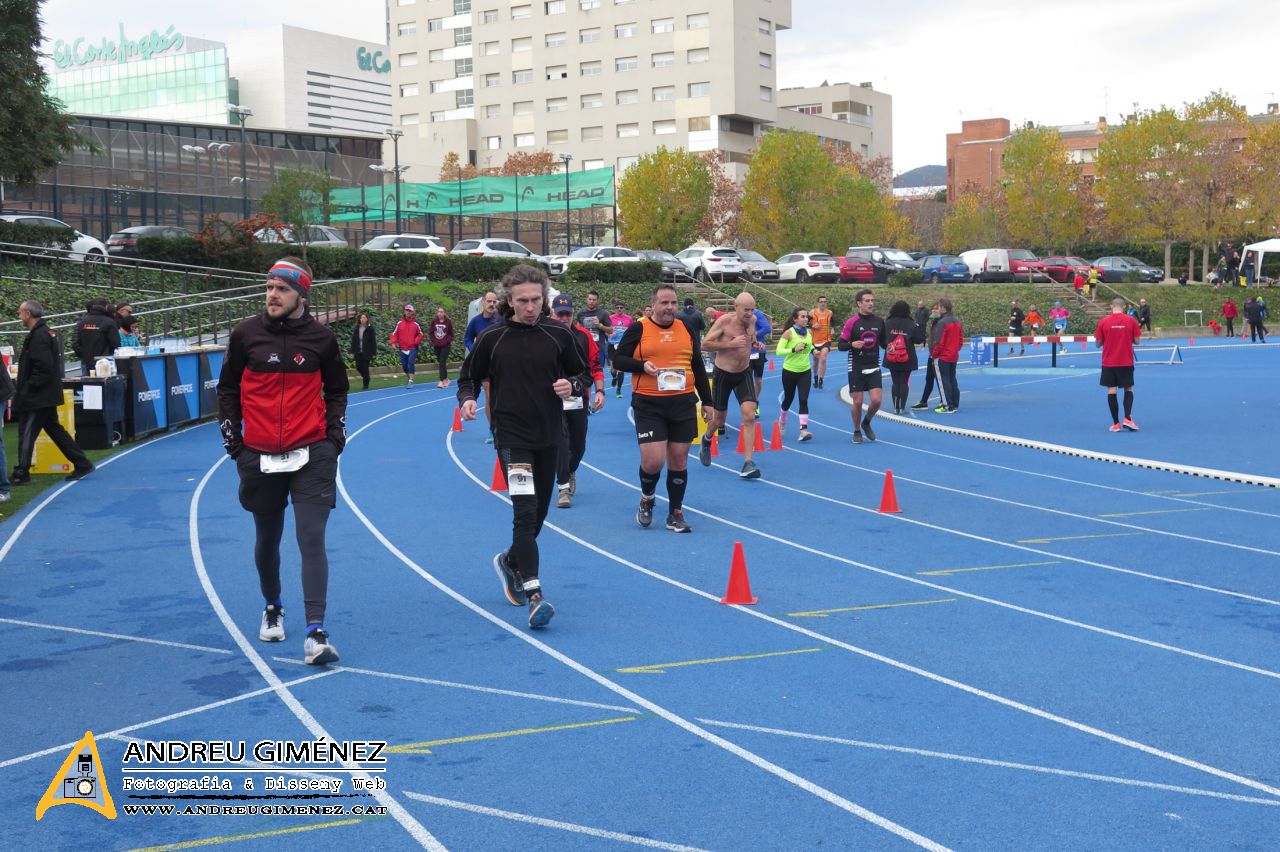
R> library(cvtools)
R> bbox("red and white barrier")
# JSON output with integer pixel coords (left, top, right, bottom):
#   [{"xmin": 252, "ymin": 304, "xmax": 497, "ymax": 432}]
[{"xmin": 979, "ymin": 335, "xmax": 1095, "ymax": 344}]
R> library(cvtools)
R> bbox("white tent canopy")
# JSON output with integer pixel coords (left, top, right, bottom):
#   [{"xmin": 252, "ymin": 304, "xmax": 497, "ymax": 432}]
[{"xmin": 1243, "ymin": 238, "xmax": 1280, "ymax": 281}]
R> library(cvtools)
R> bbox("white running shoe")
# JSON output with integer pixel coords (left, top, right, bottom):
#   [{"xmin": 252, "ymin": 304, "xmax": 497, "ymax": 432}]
[
  {"xmin": 259, "ymin": 605, "xmax": 285, "ymax": 642},
  {"xmin": 303, "ymin": 628, "xmax": 339, "ymax": 665}
]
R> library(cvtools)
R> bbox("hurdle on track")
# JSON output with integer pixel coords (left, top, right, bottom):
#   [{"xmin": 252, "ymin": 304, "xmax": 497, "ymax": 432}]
[{"xmin": 979, "ymin": 336, "xmax": 1183, "ymax": 368}]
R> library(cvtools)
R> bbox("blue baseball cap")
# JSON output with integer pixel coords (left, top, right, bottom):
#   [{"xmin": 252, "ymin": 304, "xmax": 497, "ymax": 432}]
[{"xmin": 551, "ymin": 295, "xmax": 574, "ymax": 314}]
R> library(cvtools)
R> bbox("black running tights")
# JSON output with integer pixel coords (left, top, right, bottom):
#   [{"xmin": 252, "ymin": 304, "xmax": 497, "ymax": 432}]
[
  {"xmin": 888, "ymin": 368, "xmax": 912, "ymax": 410},
  {"xmin": 502, "ymin": 444, "xmax": 558, "ymax": 581},
  {"xmin": 557, "ymin": 408, "xmax": 588, "ymax": 486},
  {"xmin": 253, "ymin": 503, "xmax": 332, "ymax": 625},
  {"xmin": 780, "ymin": 369, "xmax": 811, "ymax": 414}
]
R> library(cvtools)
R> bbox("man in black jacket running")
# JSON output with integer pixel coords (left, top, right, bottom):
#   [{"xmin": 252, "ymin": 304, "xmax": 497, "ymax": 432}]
[{"xmin": 12, "ymin": 300, "xmax": 94, "ymax": 484}]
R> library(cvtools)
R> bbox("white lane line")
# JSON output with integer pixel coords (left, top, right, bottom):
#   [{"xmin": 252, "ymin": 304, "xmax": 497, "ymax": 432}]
[
  {"xmin": 810, "ymin": 417, "xmax": 1280, "ymax": 520},
  {"xmin": 403, "ymin": 792, "xmax": 714, "ymax": 851},
  {"xmin": 337, "ymin": 420, "xmax": 949, "ymax": 851},
  {"xmin": 1000, "ymin": 373, "xmax": 1091, "ymax": 388},
  {"xmin": 697, "ymin": 719, "xmax": 1280, "ymax": 808},
  {"xmin": 0, "ymin": 671, "xmax": 336, "ymax": 770},
  {"xmin": 190, "ymin": 458, "xmax": 446, "ymax": 851},
  {"xmin": 271, "ymin": 657, "xmax": 640, "ymax": 714},
  {"xmin": 0, "ymin": 616, "xmax": 233, "ymax": 655}
]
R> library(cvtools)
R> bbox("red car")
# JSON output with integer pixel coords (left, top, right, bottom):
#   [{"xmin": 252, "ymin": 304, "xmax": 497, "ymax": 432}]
[
  {"xmin": 1041, "ymin": 256, "xmax": 1102, "ymax": 284},
  {"xmin": 835, "ymin": 256, "xmax": 875, "ymax": 283},
  {"xmin": 1007, "ymin": 249, "xmax": 1047, "ymax": 279}
]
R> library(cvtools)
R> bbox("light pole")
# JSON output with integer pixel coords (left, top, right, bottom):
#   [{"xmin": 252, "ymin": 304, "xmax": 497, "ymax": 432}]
[
  {"xmin": 207, "ymin": 143, "xmax": 231, "ymax": 215},
  {"xmin": 369, "ymin": 164, "xmax": 390, "ymax": 231},
  {"xmin": 385, "ymin": 127, "xmax": 404, "ymax": 233},
  {"xmin": 228, "ymin": 105, "xmax": 253, "ymax": 220},
  {"xmin": 558, "ymin": 151, "xmax": 572, "ymax": 252},
  {"xmin": 181, "ymin": 144, "xmax": 206, "ymax": 224}
]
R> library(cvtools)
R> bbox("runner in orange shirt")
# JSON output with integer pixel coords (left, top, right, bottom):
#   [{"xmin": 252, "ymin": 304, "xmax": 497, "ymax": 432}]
[{"xmin": 809, "ymin": 296, "xmax": 834, "ymax": 389}]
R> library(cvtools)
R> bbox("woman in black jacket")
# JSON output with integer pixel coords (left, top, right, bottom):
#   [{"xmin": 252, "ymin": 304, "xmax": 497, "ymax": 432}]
[
  {"xmin": 884, "ymin": 300, "xmax": 925, "ymax": 415},
  {"xmin": 350, "ymin": 312, "xmax": 377, "ymax": 389}
]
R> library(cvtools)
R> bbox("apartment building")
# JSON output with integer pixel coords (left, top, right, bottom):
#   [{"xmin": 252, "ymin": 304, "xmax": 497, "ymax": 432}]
[
  {"xmin": 946, "ymin": 117, "xmax": 1106, "ymax": 200},
  {"xmin": 386, "ymin": 0, "xmax": 889, "ymax": 178}
]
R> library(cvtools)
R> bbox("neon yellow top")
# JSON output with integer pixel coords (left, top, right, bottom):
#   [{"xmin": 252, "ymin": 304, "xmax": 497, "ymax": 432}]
[{"xmin": 775, "ymin": 328, "xmax": 814, "ymax": 372}]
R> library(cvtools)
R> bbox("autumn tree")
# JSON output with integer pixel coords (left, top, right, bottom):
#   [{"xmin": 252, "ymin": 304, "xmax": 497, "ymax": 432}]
[
  {"xmin": 438, "ymin": 151, "xmax": 480, "ymax": 181},
  {"xmin": 257, "ymin": 168, "xmax": 340, "ymax": 259},
  {"xmin": 1241, "ymin": 117, "xmax": 1280, "ymax": 239},
  {"xmin": 1001, "ymin": 125, "xmax": 1088, "ymax": 252},
  {"xmin": 695, "ymin": 151, "xmax": 742, "ymax": 245},
  {"xmin": 823, "ymin": 144, "xmax": 914, "ymax": 248},
  {"xmin": 496, "ymin": 150, "xmax": 559, "ymax": 176},
  {"xmin": 900, "ymin": 197, "xmax": 946, "ymax": 251},
  {"xmin": 616, "ymin": 147, "xmax": 712, "ymax": 251},
  {"xmin": 942, "ymin": 184, "xmax": 1007, "ymax": 254},
  {"xmin": 740, "ymin": 130, "xmax": 851, "ymax": 258},
  {"xmin": 1175, "ymin": 92, "xmax": 1250, "ymax": 279}
]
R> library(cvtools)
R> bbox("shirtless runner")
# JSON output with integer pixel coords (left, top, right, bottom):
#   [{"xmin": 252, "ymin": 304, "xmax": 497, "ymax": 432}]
[{"xmin": 698, "ymin": 292, "xmax": 762, "ymax": 479}]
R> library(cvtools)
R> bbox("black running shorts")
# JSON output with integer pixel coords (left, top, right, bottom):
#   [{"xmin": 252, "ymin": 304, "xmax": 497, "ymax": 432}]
[
  {"xmin": 847, "ymin": 367, "xmax": 884, "ymax": 392},
  {"xmin": 235, "ymin": 439, "xmax": 339, "ymax": 514},
  {"xmin": 1099, "ymin": 366, "xmax": 1135, "ymax": 389},
  {"xmin": 632, "ymin": 392, "xmax": 699, "ymax": 444},
  {"xmin": 813, "ymin": 342, "xmax": 831, "ymax": 351},
  {"xmin": 750, "ymin": 354, "xmax": 766, "ymax": 378},
  {"xmin": 711, "ymin": 366, "xmax": 758, "ymax": 411}
]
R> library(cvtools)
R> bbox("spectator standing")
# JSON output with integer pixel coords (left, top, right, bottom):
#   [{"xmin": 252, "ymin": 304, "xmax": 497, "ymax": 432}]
[
  {"xmin": 1073, "ymin": 270, "xmax": 1086, "ymax": 304},
  {"xmin": 1095, "ymin": 297, "xmax": 1142, "ymax": 432},
  {"xmin": 1244, "ymin": 297, "xmax": 1267, "ymax": 342},
  {"xmin": 71, "ymin": 297, "xmax": 120, "ymax": 376},
  {"xmin": 350, "ymin": 312, "xmax": 377, "ymax": 390},
  {"xmin": 12, "ymin": 300, "xmax": 94, "ymax": 484},
  {"xmin": 1086, "ymin": 267, "xmax": 1100, "ymax": 300},
  {"xmin": 911, "ymin": 302, "xmax": 942, "ymax": 411},
  {"xmin": 1137, "ymin": 299, "xmax": 1152, "ymax": 335},
  {"xmin": 930, "ymin": 298, "xmax": 963, "ymax": 414},
  {"xmin": 117, "ymin": 316, "xmax": 141, "ymax": 349},
  {"xmin": 913, "ymin": 300, "xmax": 930, "ymax": 332},
  {"xmin": 389, "ymin": 304, "xmax": 423, "ymax": 387},
  {"xmin": 0, "ymin": 358, "xmax": 13, "ymax": 501},
  {"xmin": 884, "ymin": 300, "xmax": 923, "ymax": 415},
  {"xmin": 1221, "ymin": 297, "xmax": 1238, "ymax": 338},
  {"xmin": 429, "ymin": 306, "xmax": 454, "ymax": 388}
]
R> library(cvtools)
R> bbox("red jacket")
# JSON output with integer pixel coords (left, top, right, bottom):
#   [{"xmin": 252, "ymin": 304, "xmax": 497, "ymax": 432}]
[
  {"xmin": 1222, "ymin": 300, "xmax": 1238, "ymax": 319},
  {"xmin": 930, "ymin": 314, "xmax": 964, "ymax": 362},
  {"xmin": 391, "ymin": 318, "xmax": 424, "ymax": 350},
  {"xmin": 572, "ymin": 324, "xmax": 603, "ymax": 386}
]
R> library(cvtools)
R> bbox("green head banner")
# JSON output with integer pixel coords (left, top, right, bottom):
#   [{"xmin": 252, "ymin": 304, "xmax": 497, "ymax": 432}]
[{"xmin": 329, "ymin": 167, "xmax": 615, "ymax": 221}]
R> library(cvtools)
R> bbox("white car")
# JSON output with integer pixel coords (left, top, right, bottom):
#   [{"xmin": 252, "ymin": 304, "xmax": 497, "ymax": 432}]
[
  {"xmin": 361, "ymin": 234, "xmax": 447, "ymax": 253},
  {"xmin": 254, "ymin": 224, "xmax": 349, "ymax": 248},
  {"xmin": 675, "ymin": 246, "xmax": 743, "ymax": 282},
  {"xmin": 775, "ymin": 252, "xmax": 839, "ymax": 283},
  {"xmin": 450, "ymin": 238, "xmax": 546, "ymax": 265},
  {"xmin": 547, "ymin": 245, "xmax": 640, "ymax": 276},
  {"xmin": 0, "ymin": 214, "xmax": 107, "ymax": 261}
]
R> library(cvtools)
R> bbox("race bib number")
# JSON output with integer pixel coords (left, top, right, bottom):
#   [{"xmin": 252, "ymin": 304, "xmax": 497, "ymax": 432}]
[
  {"xmin": 656, "ymin": 369, "xmax": 687, "ymax": 392},
  {"xmin": 749, "ymin": 351, "xmax": 761, "ymax": 361},
  {"xmin": 861, "ymin": 367, "xmax": 880, "ymax": 375},
  {"xmin": 563, "ymin": 395, "xmax": 584, "ymax": 410},
  {"xmin": 260, "ymin": 446, "xmax": 309, "ymax": 474},
  {"xmin": 507, "ymin": 463, "xmax": 536, "ymax": 496}
]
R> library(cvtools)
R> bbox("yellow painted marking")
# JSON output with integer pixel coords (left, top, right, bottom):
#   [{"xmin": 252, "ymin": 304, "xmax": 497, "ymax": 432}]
[
  {"xmin": 125, "ymin": 816, "xmax": 377, "ymax": 851},
  {"xmin": 387, "ymin": 716, "xmax": 638, "ymax": 754},
  {"xmin": 616, "ymin": 647, "xmax": 822, "ymax": 674},
  {"xmin": 1098, "ymin": 508, "xmax": 1210, "ymax": 518},
  {"xmin": 1018, "ymin": 533, "xmax": 1141, "ymax": 544},
  {"xmin": 788, "ymin": 598, "xmax": 957, "ymax": 617},
  {"xmin": 916, "ymin": 561, "xmax": 1060, "ymax": 577}
]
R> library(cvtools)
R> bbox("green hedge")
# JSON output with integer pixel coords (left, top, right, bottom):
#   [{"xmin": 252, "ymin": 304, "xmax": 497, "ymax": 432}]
[
  {"xmin": 0, "ymin": 220, "xmax": 75, "ymax": 251},
  {"xmin": 556, "ymin": 261, "xmax": 664, "ymax": 285}
]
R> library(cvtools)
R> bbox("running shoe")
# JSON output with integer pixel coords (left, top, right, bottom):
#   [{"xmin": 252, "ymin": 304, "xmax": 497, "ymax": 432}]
[
  {"xmin": 484, "ymin": 434, "xmax": 494, "ymax": 445},
  {"xmin": 1122, "ymin": 418, "xmax": 1140, "ymax": 432},
  {"xmin": 528, "ymin": 592, "xmax": 555, "ymax": 629},
  {"xmin": 910, "ymin": 402, "xmax": 928, "ymax": 410},
  {"xmin": 861, "ymin": 419, "xmax": 876, "ymax": 441},
  {"xmin": 740, "ymin": 460, "xmax": 761, "ymax": 480},
  {"xmin": 568, "ymin": 472, "xmax": 577, "ymax": 496},
  {"xmin": 1108, "ymin": 423, "xmax": 1123, "ymax": 432},
  {"xmin": 303, "ymin": 628, "xmax": 339, "ymax": 666},
  {"xmin": 493, "ymin": 550, "xmax": 527, "ymax": 606},
  {"xmin": 556, "ymin": 486, "xmax": 572, "ymax": 508},
  {"xmin": 798, "ymin": 429, "xmax": 813, "ymax": 442},
  {"xmin": 698, "ymin": 437, "xmax": 712, "ymax": 467},
  {"xmin": 637, "ymin": 495, "xmax": 656, "ymax": 528},
  {"xmin": 665, "ymin": 510, "xmax": 693, "ymax": 533},
  {"xmin": 934, "ymin": 406, "xmax": 956, "ymax": 414},
  {"xmin": 852, "ymin": 432, "xmax": 863, "ymax": 444},
  {"xmin": 616, "ymin": 391, "xmax": 623, "ymax": 398},
  {"xmin": 259, "ymin": 604, "xmax": 285, "ymax": 642},
  {"xmin": 65, "ymin": 464, "xmax": 95, "ymax": 481}
]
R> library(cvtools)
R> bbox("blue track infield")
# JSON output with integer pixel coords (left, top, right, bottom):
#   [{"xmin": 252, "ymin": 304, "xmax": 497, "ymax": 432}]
[{"xmin": 3, "ymin": 350, "xmax": 1279, "ymax": 851}]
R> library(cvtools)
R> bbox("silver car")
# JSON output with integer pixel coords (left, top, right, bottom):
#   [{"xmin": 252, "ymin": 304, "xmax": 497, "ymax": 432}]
[
  {"xmin": 547, "ymin": 246, "xmax": 640, "ymax": 276},
  {"xmin": 361, "ymin": 234, "xmax": 447, "ymax": 253},
  {"xmin": 254, "ymin": 224, "xmax": 349, "ymax": 248},
  {"xmin": 449, "ymin": 238, "xmax": 546, "ymax": 264},
  {"xmin": 737, "ymin": 249, "xmax": 781, "ymax": 283}
]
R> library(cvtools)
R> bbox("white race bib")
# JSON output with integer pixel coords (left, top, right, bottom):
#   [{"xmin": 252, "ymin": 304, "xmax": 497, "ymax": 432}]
[
  {"xmin": 259, "ymin": 446, "xmax": 309, "ymax": 474},
  {"xmin": 749, "ymin": 351, "xmax": 761, "ymax": 360},
  {"xmin": 507, "ymin": 463, "xmax": 536, "ymax": 496},
  {"xmin": 861, "ymin": 367, "xmax": 879, "ymax": 375},
  {"xmin": 656, "ymin": 369, "xmax": 687, "ymax": 392},
  {"xmin": 401, "ymin": 349, "xmax": 412, "ymax": 356},
  {"xmin": 562, "ymin": 395, "xmax": 584, "ymax": 410}
]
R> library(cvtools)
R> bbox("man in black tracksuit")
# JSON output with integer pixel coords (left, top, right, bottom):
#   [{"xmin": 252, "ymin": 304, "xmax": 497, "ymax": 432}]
[
  {"xmin": 12, "ymin": 300, "xmax": 94, "ymax": 483},
  {"xmin": 458, "ymin": 264, "xmax": 585, "ymax": 630},
  {"xmin": 71, "ymin": 298, "xmax": 120, "ymax": 376}
]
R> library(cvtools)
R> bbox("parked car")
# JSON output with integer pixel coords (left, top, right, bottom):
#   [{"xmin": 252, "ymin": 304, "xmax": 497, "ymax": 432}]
[
  {"xmin": 634, "ymin": 249, "xmax": 689, "ymax": 282},
  {"xmin": 846, "ymin": 246, "xmax": 920, "ymax": 282},
  {"xmin": 1007, "ymin": 249, "xmax": 1047, "ymax": 280},
  {"xmin": 547, "ymin": 245, "xmax": 640, "ymax": 276},
  {"xmin": 105, "ymin": 225, "xmax": 195, "ymax": 259},
  {"xmin": 835, "ymin": 256, "xmax": 875, "ymax": 283},
  {"xmin": 0, "ymin": 214, "xmax": 108, "ymax": 262},
  {"xmin": 361, "ymin": 234, "xmax": 447, "ymax": 253},
  {"xmin": 736, "ymin": 249, "xmax": 781, "ymax": 283},
  {"xmin": 254, "ymin": 224, "xmax": 349, "ymax": 249},
  {"xmin": 917, "ymin": 254, "xmax": 971, "ymax": 283},
  {"xmin": 1093, "ymin": 255, "xmax": 1163, "ymax": 283},
  {"xmin": 908, "ymin": 251, "xmax": 930, "ymax": 262},
  {"xmin": 450, "ymin": 238, "xmax": 545, "ymax": 263},
  {"xmin": 959, "ymin": 248, "xmax": 1047, "ymax": 282},
  {"xmin": 675, "ymin": 246, "xmax": 743, "ymax": 282},
  {"xmin": 1041, "ymin": 256, "xmax": 1102, "ymax": 283},
  {"xmin": 776, "ymin": 252, "xmax": 839, "ymax": 283}
]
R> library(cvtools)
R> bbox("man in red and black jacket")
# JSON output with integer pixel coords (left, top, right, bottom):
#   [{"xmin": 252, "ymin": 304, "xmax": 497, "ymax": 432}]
[
  {"xmin": 217, "ymin": 257, "xmax": 348, "ymax": 667},
  {"xmin": 929, "ymin": 297, "xmax": 964, "ymax": 413}
]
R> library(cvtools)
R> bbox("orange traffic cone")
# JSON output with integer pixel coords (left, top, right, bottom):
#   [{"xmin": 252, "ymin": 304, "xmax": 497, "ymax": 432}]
[
  {"xmin": 768, "ymin": 358, "xmax": 776, "ymax": 372},
  {"xmin": 1242, "ymin": 333, "xmax": 1248, "ymax": 341},
  {"xmin": 769, "ymin": 420, "xmax": 783, "ymax": 450},
  {"xmin": 710, "ymin": 432, "xmax": 720, "ymax": 457},
  {"xmin": 720, "ymin": 541, "xmax": 758, "ymax": 605},
  {"xmin": 451, "ymin": 407, "xmax": 464, "ymax": 432},
  {"xmin": 878, "ymin": 470, "xmax": 901, "ymax": 514},
  {"xmin": 753, "ymin": 423, "xmax": 765, "ymax": 452},
  {"xmin": 1081, "ymin": 340, "xmax": 1087, "ymax": 350},
  {"xmin": 489, "ymin": 457, "xmax": 507, "ymax": 492},
  {"xmin": 1189, "ymin": 337, "xmax": 1195, "ymax": 346},
  {"xmin": 735, "ymin": 428, "xmax": 745, "ymax": 454}
]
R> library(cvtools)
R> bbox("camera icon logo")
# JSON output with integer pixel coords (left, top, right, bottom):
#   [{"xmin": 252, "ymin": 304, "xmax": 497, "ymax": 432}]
[{"xmin": 37, "ymin": 733, "xmax": 116, "ymax": 821}]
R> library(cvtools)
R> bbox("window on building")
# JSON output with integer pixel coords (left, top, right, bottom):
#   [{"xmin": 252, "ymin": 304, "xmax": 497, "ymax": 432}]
[
  {"xmin": 484, "ymin": 136, "xmax": 501, "ymax": 150},
  {"xmin": 399, "ymin": 52, "xmax": 418, "ymax": 67},
  {"xmin": 482, "ymin": 41, "xmax": 499, "ymax": 55},
  {"xmin": 616, "ymin": 88, "xmax": 638, "ymax": 105},
  {"xmin": 758, "ymin": 18, "xmax": 771, "ymax": 35},
  {"xmin": 430, "ymin": 110, "xmax": 447, "ymax": 122},
  {"xmin": 484, "ymin": 103, "xmax": 501, "ymax": 118},
  {"xmin": 546, "ymin": 31, "xmax": 566, "ymax": 48},
  {"xmin": 454, "ymin": 0, "xmax": 471, "ymax": 13},
  {"xmin": 400, "ymin": 83, "xmax": 420, "ymax": 97},
  {"xmin": 720, "ymin": 116, "xmax": 753, "ymax": 135},
  {"xmin": 651, "ymin": 17, "xmax": 674, "ymax": 34},
  {"xmin": 861, "ymin": 144, "xmax": 870, "ymax": 156},
  {"xmin": 547, "ymin": 96, "xmax": 568, "ymax": 112},
  {"xmin": 482, "ymin": 72, "xmax": 500, "ymax": 88},
  {"xmin": 483, "ymin": 9, "xmax": 498, "ymax": 23},
  {"xmin": 796, "ymin": 104, "xmax": 822, "ymax": 115},
  {"xmin": 581, "ymin": 125, "xmax": 603, "ymax": 141},
  {"xmin": 515, "ymin": 133, "xmax": 535, "ymax": 147},
  {"xmin": 546, "ymin": 0, "xmax": 565, "ymax": 12},
  {"xmin": 583, "ymin": 158, "xmax": 604, "ymax": 170},
  {"xmin": 653, "ymin": 119, "xmax": 675, "ymax": 135},
  {"xmin": 652, "ymin": 85, "xmax": 674, "ymax": 102},
  {"xmin": 615, "ymin": 22, "xmax": 636, "ymax": 38},
  {"xmin": 547, "ymin": 129, "xmax": 568, "ymax": 144},
  {"xmin": 615, "ymin": 56, "xmax": 637, "ymax": 72},
  {"xmin": 580, "ymin": 92, "xmax": 602, "ymax": 109},
  {"xmin": 580, "ymin": 27, "xmax": 600, "ymax": 43},
  {"xmin": 513, "ymin": 100, "xmax": 533, "ymax": 115},
  {"xmin": 759, "ymin": 52, "xmax": 772, "ymax": 68},
  {"xmin": 618, "ymin": 154, "xmax": 638, "ymax": 171},
  {"xmin": 651, "ymin": 52, "xmax": 673, "ymax": 68},
  {"xmin": 687, "ymin": 12, "xmax": 709, "ymax": 29},
  {"xmin": 617, "ymin": 122, "xmax": 639, "ymax": 138},
  {"xmin": 455, "ymin": 58, "xmax": 473, "ymax": 76},
  {"xmin": 454, "ymin": 27, "xmax": 471, "ymax": 45},
  {"xmin": 687, "ymin": 47, "xmax": 709, "ymax": 63},
  {"xmin": 428, "ymin": 18, "xmax": 444, "ymax": 31},
  {"xmin": 512, "ymin": 36, "xmax": 532, "ymax": 52},
  {"xmin": 430, "ymin": 80, "xmax": 448, "ymax": 93},
  {"xmin": 688, "ymin": 115, "xmax": 710, "ymax": 132},
  {"xmin": 579, "ymin": 0, "xmax": 600, "ymax": 8},
  {"xmin": 428, "ymin": 48, "xmax": 444, "ymax": 61},
  {"xmin": 688, "ymin": 81, "xmax": 710, "ymax": 97},
  {"xmin": 511, "ymin": 4, "xmax": 531, "ymax": 19},
  {"xmin": 579, "ymin": 60, "xmax": 601, "ymax": 76},
  {"xmin": 759, "ymin": 85, "xmax": 771, "ymax": 102},
  {"xmin": 547, "ymin": 64, "xmax": 567, "ymax": 80},
  {"xmin": 401, "ymin": 113, "xmax": 420, "ymax": 125},
  {"xmin": 513, "ymin": 68, "xmax": 533, "ymax": 84},
  {"xmin": 398, "ymin": 22, "xmax": 417, "ymax": 36}
]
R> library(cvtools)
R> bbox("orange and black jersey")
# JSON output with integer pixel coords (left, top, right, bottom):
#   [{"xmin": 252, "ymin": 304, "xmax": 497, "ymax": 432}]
[
  {"xmin": 217, "ymin": 312, "xmax": 349, "ymax": 455},
  {"xmin": 612, "ymin": 316, "xmax": 712, "ymax": 404}
]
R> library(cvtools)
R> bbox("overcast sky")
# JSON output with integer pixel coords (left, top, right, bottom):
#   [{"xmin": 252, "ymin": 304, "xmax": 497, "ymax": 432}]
[{"xmin": 39, "ymin": 0, "xmax": 1280, "ymax": 175}]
